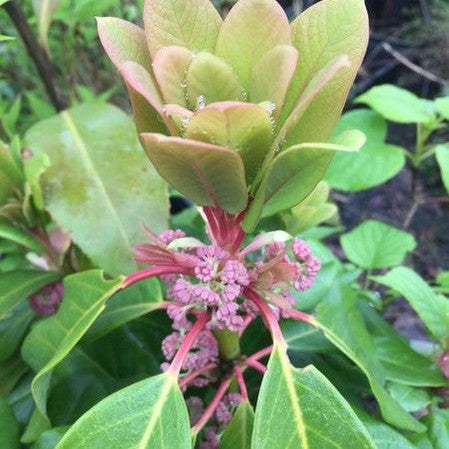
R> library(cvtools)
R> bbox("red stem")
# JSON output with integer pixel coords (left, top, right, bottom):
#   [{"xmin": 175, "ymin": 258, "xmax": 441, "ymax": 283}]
[
  {"xmin": 234, "ymin": 365, "xmax": 248, "ymax": 400},
  {"xmin": 169, "ymin": 312, "xmax": 210, "ymax": 376},
  {"xmin": 246, "ymin": 345, "xmax": 272, "ymax": 364},
  {"xmin": 244, "ymin": 288, "xmax": 284, "ymax": 345},
  {"xmin": 123, "ymin": 265, "xmax": 193, "ymax": 288},
  {"xmin": 246, "ymin": 360, "xmax": 267, "ymax": 373},
  {"xmin": 286, "ymin": 308, "xmax": 315, "ymax": 324},
  {"xmin": 179, "ymin": 362, "xmax": 217, "ymax": 389},
  {"xmin": 192, "ymin": 376, "xmax": 232, "ymax": 435}
]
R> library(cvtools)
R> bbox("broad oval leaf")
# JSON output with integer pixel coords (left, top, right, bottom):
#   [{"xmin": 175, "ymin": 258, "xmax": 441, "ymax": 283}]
[
  {"xmin": 355, "ymin": 85, "xmax": 435, "ymax": 124},
  {"xmin": 326, "ymin": 110, "xmax": 406, "ymax": 191},
  {"xmin": 56, "ymin": 373, "xmax": 191, "ymax": 449},
  {"xmin": 373, "ymin": 267, "xmax": 449, "ymax": 341},
  {"xmin": 435, "ymin": 97, "xmax": 449, "ymax": 120},
  {"xmin": 215, "ymin": 0, "xmax": 291, "ymax": 89},
  {"xmin": 249, "ymin": 45, "xmax": 298, "ymax": 118},
  {"xmin": 24, "ymin": 103, "xmax": 169, "ymax": 276},
  {"xmin": 185, "ymin": 52, "xmax": 243, "ymax": 109},
  {"xmin": 140, "ymin": 133, "xmax": 248, "ymax": 213},
  {"xmin": 152, "ymin": 46, "xmax": 192, "ymax": 107},
  {"xmin": 281, "ymin": 0, "xmax": 369, "ymax": 143},
  {"xmin": 251, "ymin": 344, "xmax": 376, "ymax": 449},
  {"xmin": 0, "ymin": 270, "xmax": 60, "ymax": 316},
  {"xmin": 97, "ymin": 17, "xmax": 152, "ymax": 73},
  {"xmin": 21, "ymin": 270, "xmax": 123, "ymax": 425},
  {"xmin": 144, "ymin": 0, "xmax": 222, "ymax": 58},
  {"xmin": 219, "ymin": 399, "xmax": 254, "ymax": 449},
  {"xmin": 185, "ymin": 102, "xmax": 272, "ymax": 184},
  {"xmin": 340, "ymin": 220, "xmax": 416, "ymax": 269}
]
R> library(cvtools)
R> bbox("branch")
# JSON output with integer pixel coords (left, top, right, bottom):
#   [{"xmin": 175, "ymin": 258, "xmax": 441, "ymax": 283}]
[
  {"xmin": 4, "ymin": 0, "xmax": 68, "ymax": 111},
  {"xmin": 382, "ymin": 42, "xmax": 449, "ymax": 87}
]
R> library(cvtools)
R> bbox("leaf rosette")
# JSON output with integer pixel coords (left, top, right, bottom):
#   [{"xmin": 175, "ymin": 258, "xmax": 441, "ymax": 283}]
[{"xmin": 97, "ymin": 0, "xmax": 369, "ymax": 230}]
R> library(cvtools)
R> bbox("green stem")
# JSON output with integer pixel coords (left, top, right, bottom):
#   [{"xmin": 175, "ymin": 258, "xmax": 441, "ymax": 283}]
[{"xmin": 214, "ymin": 329, "xmax": 241, "ymax": 360}]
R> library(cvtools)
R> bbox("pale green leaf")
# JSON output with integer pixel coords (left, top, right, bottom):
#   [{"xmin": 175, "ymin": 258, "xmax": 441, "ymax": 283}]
[
  {"xmin": 251, "ymin": 344, "xmax": 376, "ymax": 449},
  {"xmin": 144, "ymin": 0, "xmax": 222, "ymax": 57},
  {"xmin": 435, "ymin": 144, "xmax": 449, "ymax": 194},
  {"xmin": 216, "ymin": 0, "xmax": 291, "ymax": 89},
  {"xmin": 435, "ymin": 97, "xmax": 449, "ymax": 120},
  {"xmin": 249, "ymin": 45, "xmax": 298, "ymax": 118},
  {"xmin": 387, "ymin": 383, "xmax": 430, "ymax": 412},
  {"xmin": 326, "ymin": 110, "xmax": 406, "ymax": 191},
  {"xmin": 140, "ymin": 133, "xmax": 247, "ymax": 213},
  {"xmin": 24, "ymin": 103, "xmax": 169, "ymax": 276},
  {"xmin": 185, "ymin": 102, "xmax": 272, "ymax": 183},
  {"xmin": 24, "ymin": 152, "xmax": 51, "ymax": 211},
  {"xmin": 185, "ymin": 52, "xmax": 243, "ymax": 109},
  {"xmin": 152, "ymin": 46, "xmax": 192, "ymax": 107},
  {"xmin": 219, "ymin": 399, "xmax": 254, "ymax": 449},
  {"xmin": 281, "ymin": 0, "xmax": 369, "ymax": 144},
  {"xmin": 21, "ymin": 270, "xmax": 123, "ymax": 426},
  {"xmin": 31, "ymin": 426, "xmax": 68, "ymax": 449},
  {"xmin": 341, "ymin": 220, "xmax": 416, "ymax": 269},
  {"xmin": 355, "ymin": 85, "xmax": 434, "ymax": 124},
  {"xmin": 373, "ymin": 267, "xmax": 449, "ymax": 340},
  {"xmin": 56, "ymin": 373, "xmax": 191, "ymax": 449}
]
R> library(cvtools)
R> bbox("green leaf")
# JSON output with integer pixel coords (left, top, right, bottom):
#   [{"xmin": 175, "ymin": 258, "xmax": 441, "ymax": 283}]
[
  {"xmin": 97, "ymin": 19, "xmax": 167, "ymax": 135},
  {"xmin": 316, "ymin": 286, "xmax": 426, "ymax": 432},
  {"xmin": 0, "ymin": 397, "xmax": 20, "ymax": 449},
  {"xmin": 31, "ymin": 426, "xmax": 68, "ymax": 449},
  {"xmin": 0, "ymin": 270, "xmax": 60, "ymax": 316},
  {"xmin": 56, "ymin": 373, "xmax": 191, "ymax": 449},
  {"xmin": 326, "ymin": 110, "xmax": 406, "ymax": 191},
  {"xmin": 249, "ymin": 45, "xmax": 298, "ymax": 118},
  {"xmin": 373, "ymin": 267, "xmax": 449, "ymax": 341},
  {"xmin": 435, "ymin": 97, "xmax": 449, "ymax": 120},
  {"xmin": 216, "ymin": 0, "xmax": 290, "ymax": 89},
  {"xmin": 97, "ymin": 17, "xmax": 152, "ymax": 72},
  {"xmin": 185, "ymin": 102, "xmax": 272, "ymax": 184},
  {"xmin": 23, "ymin": 152, "xmax": 51, "ymax": 211},
  {"xmin": 31, "ymin": 0, "xmax": 60, "ymax": 53},
  {"xmin": 357, "ymin": 409, "xmax": 418, "ymax": 449},
  {"xmin": 341, "ymin": 220, "xmax": 416, "ymax": 269},
  {"xmin": 185, "ymin": 52, "xmax": 243, "ymax": 108},
  {"xmin": 284, "ymin": 182, "xmax": 337, "ymax": 234},
  {"xmin": 435, "ymin": 144, "xmax": 449, "ymax": 194},
  {"xmin": 362, "ymin": 305, "xmax": 444, "ymax": 387},
  {"xmin": 387, "ymin": 383, "xmax": 430, "ymax": 412},
  {"xmin": 152, "ymin": 46, "xmax": 192, "ymax": 107},
  {"xmin": 85, "ymin": 282, "xmax": 162, "ymax": 342},
  {"xmin": 0, "ymin": 221, "xmax": 44, "ymax": 253},
  {"xmin": 144, "ymin": 0, "xmax": 222, "ymax": 58},
  {"xmin": 140, "ymin": 133, "xmax": 247, "ymax": 213},
  {"xmin": 251, "ymin": 344, "xmax": 376, "ymax": 449},
  {"xmin": 0, "ymin": 357, "xmax": 28, "ymax": 396},
  {"xmin": 283, "ymin": 320, "xmax": 333, "ymax": 353},
  {"xmin": 219, "ymin": 399, "xmax": 254, "ymax": 449},
  {"xmin": 281, "ymin": 0, "xmax": 369, "ymax": 144},
  {"xmin": 21, "ymin": 270, "xmax": 123, "ymax": 427},
  {"xmin": 0, "ymin": 301, "xmax": 34, "ymax": 362},
  {"xmin": 355, "ymin": 85, "xmax": 434, "ymax": 124},
  {"xmin": 24, "ymin": 103, "xmax": 169, "ymax": 276}
]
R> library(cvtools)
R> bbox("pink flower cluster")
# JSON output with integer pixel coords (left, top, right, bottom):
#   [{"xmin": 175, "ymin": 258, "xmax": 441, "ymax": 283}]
[
  {"xmin": 186, "ymin": 393, "xmax": 242, "ymax": 449},
  {"xmin": 28, "ymin": 281, "xmax": 64, "ymax": 316},
  {"xmin": 161, "ymin": 329, "xmax": 218, "ymax": 386},
  {"xmin": 134, "ymin": 227, "xmax": 320, "ymax": 377}
]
